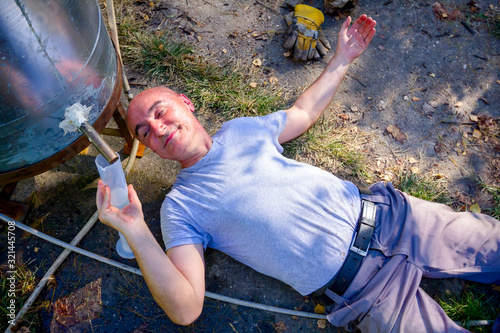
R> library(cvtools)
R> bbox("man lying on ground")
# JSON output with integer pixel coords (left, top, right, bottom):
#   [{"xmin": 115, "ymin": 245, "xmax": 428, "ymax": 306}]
[{"xmin": 96, "ymin": 14, "xmax": 500, "ymax": 332}]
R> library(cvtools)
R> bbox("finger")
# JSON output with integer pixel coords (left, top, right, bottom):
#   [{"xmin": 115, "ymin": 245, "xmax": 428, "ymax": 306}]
[
  {"xmin": 357, "ymin": 16, "xmax": 373, "ymax": 38},
  {"xmin": 361, "ymin": 18, "xmax": 375, "ymax": 39},
  {"xmin": 96, "ymin": 179, "xmax": 105, "ymax": 211},
  {"xmin": 349, "ymin": 14, "xmax": 366, "ymax": 32},
  {"xmin": 342, "ymin": 16, "xmax": 352, "ymax": 36},
  {"xmin": 364, "ymin": 27, "xmax": 376, "ymax": 46},
  {"xmin": 127, "ymin": 184, "xmax": 141, "ymax": 207},
  {"xmin": 364, "ymin": 20, "xmax": 377, "ymax": 39},
  {"xmin": 102, "ymin": 185, "xmax": 112, "ymax": 211}
]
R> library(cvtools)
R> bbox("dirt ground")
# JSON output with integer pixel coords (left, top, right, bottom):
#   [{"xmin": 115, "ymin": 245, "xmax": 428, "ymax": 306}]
[{"xmin": 3, "ymin": 0, "xmax": 500, "ymax": 332}]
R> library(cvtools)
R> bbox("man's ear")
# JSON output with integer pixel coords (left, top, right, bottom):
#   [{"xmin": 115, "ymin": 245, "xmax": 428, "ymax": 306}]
[{"xmin": 179, "ymin": 94, "xmax": 195, "ymax": 112}]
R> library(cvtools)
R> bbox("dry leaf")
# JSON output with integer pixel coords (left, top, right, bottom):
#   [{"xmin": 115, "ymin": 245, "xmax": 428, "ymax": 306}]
[
  {"xmin": 314, "ymin": 303, "xmax": 325, "ymax": 314},
  {"xmin": 34, "ymin": 247, "xmax": 39, "ymax": 252},
  {"xmin": 274, "ymin": 321, "xmax": 287, "ymax": 332},
  {"xmin": 283, "ymin": 51, "xmax": 292, "ymax": 58},
  {"xmin": 412, "ymin": 96, "xmax": 420, "ymax": 101},
  {"xmin": 269, "ymin": 77, "xmax": 279, "ymax": 84},
  {"xmin": 472, "ymin": 129, "xmax": 481, "ymax": 139},
  {"xmin": 457, "ymin": 193, "xmax": 473, "ymax": 205},
  {"xmin": 249, "ymin": 82, "xmax": 257, "ymax": 88},
  {"xmin": 149, "ymin": 1, "xmax": 154, "ymax": 6},
  {"xmin": 378, "ymin": 45, "xmax": 385, "ymax": 50},
  {"xmin": 409, "ymin": 157, "xmax": 418, "ymax": 164},
  {"xmin": 470, "ymin": 203, "xmax": 481, "ymax": 213},
  {"xmin": 387, "ymin": 125, "xmax": 408, "ymax": 143},
  {"xmin": 252, "ymin": 58, "xmax": 262, "ymax": 67},
  {"xmin": 222, "ymin": 49, "xmax": 227, "ymax": 54},
  {"xmin": 382, "ymin": 173, "xmax": 393, "ymax": 181},
  {"xmin": 497, "ymin": 80, "xmax": 500, "ymax": 85},
  {"xmin": 493, "ymin": 285, "xmax": 500, "ymax": 292},
  {"xmin": 470, "ymin": 115, "xmax": 479, "ymax": 122},
  {"xmin": 430, "ymin": 73, "xmax": 436, "ymax": 77},
  {"xmin": 411, "ymin": 166, "xmax": 420, "ymax": 174},
  {"xmin": 196, "ymin": 35, "xmax": 202, "ymax": 42},
  {"xmin": 433, "ymin": 2, "xmax": 464, "ymax": 20},
  {"xmin": 317, "ymin": 319, "xmax": 327, "ymax": 329},
  {"xmin": 454, "ymin": 101, "xmax": 463, "ymax": 107}
]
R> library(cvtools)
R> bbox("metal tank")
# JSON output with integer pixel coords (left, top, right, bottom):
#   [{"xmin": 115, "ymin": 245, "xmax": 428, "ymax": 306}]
[{"xmin": 0, "ymin": 0, "xmax": 119, "ymax": 183}]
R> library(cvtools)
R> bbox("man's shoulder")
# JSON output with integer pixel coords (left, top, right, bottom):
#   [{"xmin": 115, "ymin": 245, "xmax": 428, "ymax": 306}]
[{"xmin": 217, "ymin": 111, "xmax": 285, "ymax": 135}]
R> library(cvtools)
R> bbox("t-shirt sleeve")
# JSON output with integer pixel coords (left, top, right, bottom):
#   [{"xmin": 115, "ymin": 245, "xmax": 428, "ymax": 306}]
[
  {"xmin": 254, "ymin": 110, "xmax": 287, "ymax": 154},
  {"xmin": 161, "ymin": 197, "xmax": 211, "ymax": 251}
]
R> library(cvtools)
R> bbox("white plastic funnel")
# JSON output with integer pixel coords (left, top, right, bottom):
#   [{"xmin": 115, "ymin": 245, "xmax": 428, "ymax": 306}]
[{"xmin": 95, "ymin": 154, "xmax": 135, "ymax": 259}]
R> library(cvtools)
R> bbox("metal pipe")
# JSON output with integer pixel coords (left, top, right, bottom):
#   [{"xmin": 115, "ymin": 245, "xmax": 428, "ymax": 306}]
[
  {"xmin": 106, "ymin": 0, "xmax": 133, "ymax": 102},
  {"xmin": 79, "ymin": 121, "xmax": 119, "ymax": 164}
]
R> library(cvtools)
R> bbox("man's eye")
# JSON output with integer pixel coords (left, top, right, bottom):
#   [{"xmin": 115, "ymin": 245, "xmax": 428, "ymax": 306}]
[
  {"xmin": 157, "ymin": 109, "xmax": 164, "ymax": 118},
  {"xmin": 143, "ymin": 129, "xmax": 150, "ymax": 138}
]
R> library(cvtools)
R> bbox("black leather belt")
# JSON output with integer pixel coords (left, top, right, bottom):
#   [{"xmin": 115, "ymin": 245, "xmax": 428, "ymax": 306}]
[{"xmin": 313, "ymin": 199, "xmax": 377, "ymax": 306}]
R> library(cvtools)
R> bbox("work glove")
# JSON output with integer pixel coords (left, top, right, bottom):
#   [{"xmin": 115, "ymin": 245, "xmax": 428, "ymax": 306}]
[{"xmin": 282, "ymin": 4, "xmax": 331, "ymax": 61}]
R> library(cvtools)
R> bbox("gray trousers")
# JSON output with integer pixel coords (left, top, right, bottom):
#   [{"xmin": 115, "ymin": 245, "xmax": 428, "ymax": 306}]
[{"xmin": 325, "ymin": 182, "xmax": 500, "ymax": 332}]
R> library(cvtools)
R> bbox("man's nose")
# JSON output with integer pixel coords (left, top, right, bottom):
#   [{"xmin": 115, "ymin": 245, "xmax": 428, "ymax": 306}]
[{"xmin": 151, "ymin": 121, "xmax": 166, "ymax": 136}]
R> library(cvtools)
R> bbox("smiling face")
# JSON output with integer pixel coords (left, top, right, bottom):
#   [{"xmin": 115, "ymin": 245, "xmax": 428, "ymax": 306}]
[{"xmin": 127, "ymin": 87, "xmax": 211, "ymax": 167}]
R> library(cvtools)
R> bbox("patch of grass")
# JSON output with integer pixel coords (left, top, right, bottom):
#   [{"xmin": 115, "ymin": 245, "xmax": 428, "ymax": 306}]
[
  {"xmin": 392, "ymin": 170, "xmax": 450, "ymax": 204},
  {"xmin": 440, "ymin": 290, "xmax": 497, "ymax": 332},
  {"xmin": 465, "ymin": 5, "xmax": 500, "ymax": 39},
  {"xmin": 0, "ymin": 263, "xmax": 40, "ymax": 331},
  {"xmin": 112, "ymin": 0, "xmax": 284, "ymax": 119},
  {"xmin": 283, "ymin": 119, "xmax": 370, "ymax": 182},
  {"xmin": 478, "ymin": 183, "xmax": 500, "ymax": 219},
  {"xmin": 124, "ymin": 30, "xmax": 283, "ymax": 118}
]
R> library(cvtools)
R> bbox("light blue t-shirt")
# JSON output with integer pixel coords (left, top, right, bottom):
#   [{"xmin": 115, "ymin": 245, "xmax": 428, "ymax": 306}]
[{"xmin": 161, "ymin": 111, "xmax": 361, "ymax": 295}]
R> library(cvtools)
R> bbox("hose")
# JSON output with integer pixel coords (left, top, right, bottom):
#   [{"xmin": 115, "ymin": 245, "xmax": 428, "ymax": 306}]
[
  {"xmin": 1, "ymin": 213, "xmax": 494, "ymax": 329},
  {"xmin": 0, "ymin": 213, "xmax": 326, "ymax": 325}
]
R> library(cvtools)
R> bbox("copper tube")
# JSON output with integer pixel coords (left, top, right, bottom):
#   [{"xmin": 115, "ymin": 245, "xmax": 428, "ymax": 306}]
[{"xmin": 79, "ymin": 121, "xmax": 119, "ymax": 164}]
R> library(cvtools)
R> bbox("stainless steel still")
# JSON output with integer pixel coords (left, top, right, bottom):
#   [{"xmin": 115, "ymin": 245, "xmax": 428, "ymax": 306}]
[{"xmin": 0, "ymin": 0, "xmax": 117, "ymax": 174}]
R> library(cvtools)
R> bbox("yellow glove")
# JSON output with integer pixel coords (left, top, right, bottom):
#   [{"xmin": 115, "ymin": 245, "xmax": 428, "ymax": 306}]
[{"xmin": 282, "ymin": 5, "xmax": 331, "ymax": 61}]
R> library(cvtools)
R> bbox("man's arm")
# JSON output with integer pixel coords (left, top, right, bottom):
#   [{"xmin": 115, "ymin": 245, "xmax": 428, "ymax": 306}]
[
  {"xmin": 96, "ymin": 180, "xmax": 205, "ymax": 325},
  {"xmin": 279, "ymin": 15, "xmax": 376, "ymax": 144}
]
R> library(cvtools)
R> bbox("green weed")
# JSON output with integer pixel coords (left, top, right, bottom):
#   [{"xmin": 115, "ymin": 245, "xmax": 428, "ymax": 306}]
[
  {"xmin": 478, "ymin": 183, "xmax": 500, "ymax": 219},
  {"xmin": 283, "ymin": 120, "xmax": 369, "ymax": 182},
  {"xmin": 0, "ymin": 263, "xmax": 40, "ymax": 331},
  {"xmin": 440, "ymin": 290, "xmax": 497, "ymax": 332},
  {"xmin": 393, "ymin": 170, "xmax": 449, "ymax": 204}
]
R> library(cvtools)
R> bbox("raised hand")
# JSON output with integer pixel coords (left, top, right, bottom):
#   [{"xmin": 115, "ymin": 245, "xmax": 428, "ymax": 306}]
[
  {"xmin": 337, "ymin": 15, "xmax": 376, "ymax": 63},
  {"xmin": 96, "ymin": 179, "xmax": 145, "ymax": 235}
]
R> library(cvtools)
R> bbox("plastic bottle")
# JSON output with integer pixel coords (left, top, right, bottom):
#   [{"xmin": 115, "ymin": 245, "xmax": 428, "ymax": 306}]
[{"xmin": 95, "ymin": 154, "xmax": 135, "ymax": 259}]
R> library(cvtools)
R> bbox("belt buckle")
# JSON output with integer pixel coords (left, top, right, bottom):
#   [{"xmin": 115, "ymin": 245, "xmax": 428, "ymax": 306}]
[{"xmin": 349, "ymin": 232, "xmax": 368, "ymax": 257}]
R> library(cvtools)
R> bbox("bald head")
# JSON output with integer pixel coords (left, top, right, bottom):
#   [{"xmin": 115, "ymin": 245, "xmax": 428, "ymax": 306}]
[{"xmin": 127, "ymin": 87, "xmax": 178, "ymax": 134}]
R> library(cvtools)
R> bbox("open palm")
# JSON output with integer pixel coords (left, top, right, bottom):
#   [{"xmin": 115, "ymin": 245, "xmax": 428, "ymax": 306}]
[{"xmin": 337, "ymin": 15, "xmax": 376, "ymax": 63}]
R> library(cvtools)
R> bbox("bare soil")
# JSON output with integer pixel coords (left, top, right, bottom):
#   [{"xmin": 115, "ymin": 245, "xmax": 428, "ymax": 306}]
[{"xmin": 3, "ymin": 0, "xmax": 500, "ymax": 332}]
